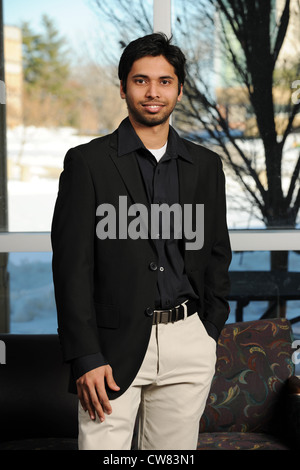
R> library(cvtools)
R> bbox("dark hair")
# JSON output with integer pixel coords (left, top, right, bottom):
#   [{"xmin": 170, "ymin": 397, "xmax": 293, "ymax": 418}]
[{"xmin": 118, "ymin": 33, "xmax": 186, "ymax": 95}]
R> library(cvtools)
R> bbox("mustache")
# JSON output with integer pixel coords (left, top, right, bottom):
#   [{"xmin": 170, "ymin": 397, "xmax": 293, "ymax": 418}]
[{"xmin": 141, "ymin": 101, "xmax": 166, "ymax": 105}]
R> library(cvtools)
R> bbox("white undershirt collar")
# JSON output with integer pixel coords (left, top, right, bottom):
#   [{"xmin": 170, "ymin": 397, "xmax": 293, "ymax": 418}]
[{"xmin": 147, "ymin": 142, "xmax": 168, "ymax": 162}]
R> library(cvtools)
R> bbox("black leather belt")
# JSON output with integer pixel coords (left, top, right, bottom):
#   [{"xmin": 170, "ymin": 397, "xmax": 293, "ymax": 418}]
[{"xmin": 152, "ymin": 300, "xmax": 197, "ymax": 325}]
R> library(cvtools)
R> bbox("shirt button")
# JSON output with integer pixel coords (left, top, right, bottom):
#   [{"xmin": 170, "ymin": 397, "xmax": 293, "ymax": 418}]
[
  {"xmin": 145, "ymin": 307, "xmax": 154, "ymax": 317},
  {"xmin": 159, "ymin": 266, "xmax": 165, "ymax": 272},
  {"xmin": 149, "ymin": 262, "xmax": 158, "ymax": 271}
]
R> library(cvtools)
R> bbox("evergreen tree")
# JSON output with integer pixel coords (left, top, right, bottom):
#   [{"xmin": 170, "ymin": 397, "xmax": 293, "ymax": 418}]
[
  {"xmin": 21, "ymin": 15, "xmax": 77, "ymax": 126},
  {"xmin": 22, "ymin": 15, "xmax": 69, "ymax": 95}
]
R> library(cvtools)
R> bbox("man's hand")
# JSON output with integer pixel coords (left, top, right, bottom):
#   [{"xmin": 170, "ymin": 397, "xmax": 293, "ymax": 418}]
[{"xmin": 76, "ymin": 364, "xmax": 120, "ymax": 421}]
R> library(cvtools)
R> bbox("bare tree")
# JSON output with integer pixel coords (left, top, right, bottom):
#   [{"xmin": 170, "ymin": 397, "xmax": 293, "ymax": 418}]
[
  {"xmin": 180, "ymin": 0, "xmax": 300, "ymax": 273},
  {"xmin": 93, "ymin": 0, "xmax": 300, "ymax": 272},
  {"xmin": 182, "ymin": 1, "xmax": 300, "ymax": 229}
]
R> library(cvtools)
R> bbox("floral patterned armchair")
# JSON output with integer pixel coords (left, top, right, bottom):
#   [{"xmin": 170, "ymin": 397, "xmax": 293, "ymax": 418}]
[{"xmin": 198, "ymin": 318, "xmax": 300, "ymax": 450}]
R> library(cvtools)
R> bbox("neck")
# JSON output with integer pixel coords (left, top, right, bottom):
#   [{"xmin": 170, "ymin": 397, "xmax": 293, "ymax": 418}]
[{"xmin": 128, "ymin": 116, "xmax": 169, "ymax": 149}]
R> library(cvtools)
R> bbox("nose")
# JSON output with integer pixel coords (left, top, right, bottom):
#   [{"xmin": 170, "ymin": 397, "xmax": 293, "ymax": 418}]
[{"xmin": 146, "ymin": 81, "xmax": 160, "ymax": 99}]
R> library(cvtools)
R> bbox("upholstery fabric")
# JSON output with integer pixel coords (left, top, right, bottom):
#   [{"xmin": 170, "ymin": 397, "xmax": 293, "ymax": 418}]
[
  {"xmin": 197, "ymin": 432, "xmax": 290, "ymax": 450},
  {"xmin": 198, "ymin": 318, "xmax": 295, "ymax": 449}
]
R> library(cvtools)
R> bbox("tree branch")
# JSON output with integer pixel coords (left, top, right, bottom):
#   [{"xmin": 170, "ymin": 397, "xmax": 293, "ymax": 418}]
[
  {"xmin": 280, "ymin": 101, "xmax": 300, "ymax": 150},
  {"xmin": 286, "ymin": 153, "xmax": 300, "ymax": 208},
  {"xmin": 272, "ymin": 0, "xmax": 290, "ymax": 66},
  {"xmin": 182, "ymin": 73, "xmax": 267, "ymax": 211}
]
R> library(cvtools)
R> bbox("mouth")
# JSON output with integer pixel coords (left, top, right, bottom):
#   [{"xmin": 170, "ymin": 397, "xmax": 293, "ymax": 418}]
[{"xmin": 142, "ymin": 103, "xmax": 165, "ymax": 113}]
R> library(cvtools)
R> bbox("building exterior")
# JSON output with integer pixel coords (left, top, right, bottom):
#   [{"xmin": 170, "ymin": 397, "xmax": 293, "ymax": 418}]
[{"xmin": 4, "ymin": 25, "xmax": 22, "ymax": 127}]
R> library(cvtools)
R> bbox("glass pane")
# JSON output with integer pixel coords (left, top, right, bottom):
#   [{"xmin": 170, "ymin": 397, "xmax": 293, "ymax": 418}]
[
  {"xmin": 6, "ymin": 252, "xmax": 57, "ymax": 333},
  {"xmin": 229, "ymin": 249, "xmax": 300, "ymax": 374},
  {"xmin": 1, "ymin": 249, "xmax": 299, "ymax": 374},
  {"xmin": 228, "ymin": 251, "xmax": 300, "ymax": 340},
  {"xmin": 1, "ymin": 250, "xmax": 299, "ymax": 336},
  {"xmin": 3, "ymin": 0, "xmax": 154, "ymax": 231},
  {"xmin": 172, "ymin": 0, "xmax": 300, "ymax": 231}
]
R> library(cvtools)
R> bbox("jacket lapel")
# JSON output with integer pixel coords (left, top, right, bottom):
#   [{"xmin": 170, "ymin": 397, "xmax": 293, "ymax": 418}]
[
  {"xmin": 108, "ymin": 128, "xmax": 200, "ymax": 254},
  {"xmin": 177, "ymin": 150, "xmax": 201, "ymax": 263},
  {"xmin": 108, "ymin": 131, "xmax": 156, "ymax": 251},
  {"xmin": 177, "ymin": 155, "xmax": 198, "ymax": 206},
  {"xmin": 108, "ymin": 131, "xmax": 150, "ymax": 209}
]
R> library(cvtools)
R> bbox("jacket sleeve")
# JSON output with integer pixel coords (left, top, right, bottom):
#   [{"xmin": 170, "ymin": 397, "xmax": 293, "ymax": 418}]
[
  {"xmin": 203, "ymin": 155, "xmax": 232, "ymax": 338},
  {"xmin": 72, "ymin": 352, "xmax": 108, "ymax": 380},
  {"xmin": 51, "ymin": 147, "xmax": 106, "ymax": 366}
]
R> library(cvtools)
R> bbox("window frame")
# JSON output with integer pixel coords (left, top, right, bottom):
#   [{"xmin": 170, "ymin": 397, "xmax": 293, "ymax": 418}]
[{"xmin": 1, "ymin": 0, "xmax": 299, "ymax": 254}]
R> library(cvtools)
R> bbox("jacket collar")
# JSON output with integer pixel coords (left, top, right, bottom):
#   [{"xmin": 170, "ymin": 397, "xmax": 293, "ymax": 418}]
[
  {"xmin": 108, "ymin": 117, "xmax": 198, "ymax": 209},
  {"xmin": 117, "ymin": 117, "xmax": 193, "ymax": 163}
]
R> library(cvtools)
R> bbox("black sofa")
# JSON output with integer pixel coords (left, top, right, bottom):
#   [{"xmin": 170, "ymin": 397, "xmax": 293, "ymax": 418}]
[{"xmin": 0, "ymin": 334, "xmax": 78, "ymax": 450}]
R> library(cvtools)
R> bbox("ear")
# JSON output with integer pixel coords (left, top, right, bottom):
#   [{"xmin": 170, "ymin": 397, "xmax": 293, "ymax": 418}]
[
  {"xmin": 177, "ymin": 84, "xmax": 183, "ymax": 102},
  {"xmin": 120, "ymin": 81, "xmax": 126, "ymax": 99}
]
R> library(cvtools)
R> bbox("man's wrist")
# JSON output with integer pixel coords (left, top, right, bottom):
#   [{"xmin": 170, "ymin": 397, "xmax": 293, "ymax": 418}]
[{"xmin": 72, "ymin": 352, "xmax": 108, "ymax": 380}]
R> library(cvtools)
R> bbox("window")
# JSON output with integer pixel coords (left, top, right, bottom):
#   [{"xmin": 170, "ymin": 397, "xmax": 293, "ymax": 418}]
[
  {"xmin": 172, "ymin": 0, "xmax": 300, "ymax": 231},
  {"xmin": 1, "ymin": 0, "xmax": 299, "ymax": 368}
]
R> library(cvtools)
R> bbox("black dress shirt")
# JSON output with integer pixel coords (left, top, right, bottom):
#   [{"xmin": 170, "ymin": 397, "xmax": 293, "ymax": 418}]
[{"xmin": 118, "ymin": 117, "xmax": 197, "ymax": 309}]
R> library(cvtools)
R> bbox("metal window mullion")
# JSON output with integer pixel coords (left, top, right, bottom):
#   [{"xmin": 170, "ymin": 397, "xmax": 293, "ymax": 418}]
[
  {"xmin": 153, "ymin": 0, "xmax": 172, "ymax": 37},
  {"xmin": 1, "ymin": 231, "xmax": 300, "ymax": 252}
]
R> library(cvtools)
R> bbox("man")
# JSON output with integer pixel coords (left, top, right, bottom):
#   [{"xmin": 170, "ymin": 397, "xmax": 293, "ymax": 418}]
[{"xmin": 51, "ymin": 33, "xmax": 231, "ymax": 450}]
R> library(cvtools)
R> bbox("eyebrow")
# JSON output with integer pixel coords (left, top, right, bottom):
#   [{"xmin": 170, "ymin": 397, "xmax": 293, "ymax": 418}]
[{"xmin": 131, "ymin": 74, "xmax": 175, "ymax": 80}]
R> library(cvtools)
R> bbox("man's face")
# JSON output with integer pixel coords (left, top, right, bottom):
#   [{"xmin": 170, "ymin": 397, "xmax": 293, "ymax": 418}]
[{"xmin": 120, "ymin": 55, "xmax": 183, "ymax": 128}]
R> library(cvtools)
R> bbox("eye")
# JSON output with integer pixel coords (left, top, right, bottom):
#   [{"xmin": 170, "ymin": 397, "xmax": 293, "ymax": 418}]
[
  {"xmin": 161, "ymin": 79, "xmax": 171, "ymax": 85},
  {"xmin": 135, "ymin": 78, "xmax": 146, "ymax": 85}
]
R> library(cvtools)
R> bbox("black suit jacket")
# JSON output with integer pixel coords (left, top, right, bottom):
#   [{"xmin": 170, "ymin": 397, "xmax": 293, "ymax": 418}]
[{"xmin": 51, "ymin": 121, "xmax": 232, "ymax": 399}]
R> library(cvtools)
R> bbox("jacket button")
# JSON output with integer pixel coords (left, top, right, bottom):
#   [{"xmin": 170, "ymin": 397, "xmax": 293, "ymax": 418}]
[
  {"xmin": 145, "ymin": 307, "xmax": 154, "ymax": 317},
  {"xmin": 149, "ymin": 262, "xmax": 157, "ymax": 271}
]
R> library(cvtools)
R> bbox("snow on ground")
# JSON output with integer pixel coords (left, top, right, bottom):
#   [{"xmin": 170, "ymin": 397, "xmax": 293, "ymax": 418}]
[
  {"xmin": 3, "ymin": 126, "xmax": 300, "ymax": 365},
  {"xmin": 7, "ymin": 126, "xmax": 96, "ymax": 232}
]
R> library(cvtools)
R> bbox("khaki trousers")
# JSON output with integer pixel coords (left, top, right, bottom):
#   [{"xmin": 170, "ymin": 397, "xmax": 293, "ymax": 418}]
[{"xmin": 78, "ymin": 312, "xmax": 216, "ymax": 450}]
